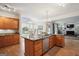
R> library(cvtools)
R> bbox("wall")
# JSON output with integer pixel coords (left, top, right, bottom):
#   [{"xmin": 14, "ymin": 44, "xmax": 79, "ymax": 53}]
[
  {"xmin": 55, "ymin": 16, "xmax": 79, "ymax": 35},
  {"xmin": 0, "ymin": 10, "xmax": 19, "ymax": 18},
  {"xmin": 75, "ymin": 23, "xmax": 79, "ymax": 35}
]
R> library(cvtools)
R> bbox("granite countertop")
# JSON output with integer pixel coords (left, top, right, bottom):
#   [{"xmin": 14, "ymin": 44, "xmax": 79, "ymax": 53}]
[
  {"xmin": 21, "ymin": 34, "xmax": 43, "ymax": 40},
  {"xmin": 52, "ymin": 34, "xmax": 64, "ymax": 35},
  {"xmin": 21, "ymin": 34, "xmax": 51, "ymax": 40},
  {"xmin": 21, "ymin": 34, "xmax": 64, "ymax": 40}
]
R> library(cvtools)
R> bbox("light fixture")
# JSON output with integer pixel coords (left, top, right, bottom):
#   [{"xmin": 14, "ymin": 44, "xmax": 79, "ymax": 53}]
[
  {"xmin": 45, "ymin": 10, "xmax": 52, "ymax": 22},
  {"xmin": 0, "ymin": 4, "xmax": 16, "ymax": 12}
]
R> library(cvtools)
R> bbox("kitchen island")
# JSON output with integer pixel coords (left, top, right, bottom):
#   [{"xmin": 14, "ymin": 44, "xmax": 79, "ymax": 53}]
[{"xmin": 22, "ymin": 34, "xmax": 65, "ymax": 56}]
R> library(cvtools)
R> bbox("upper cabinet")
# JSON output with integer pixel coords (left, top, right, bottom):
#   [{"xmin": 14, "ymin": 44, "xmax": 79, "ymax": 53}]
[
  {"xmin": 0, "ymin": 18, "xmax": 4, "ymax": 28},
  {"xmin": 0, "ymin": 16, "xmax": 19, "ymax": 29}
]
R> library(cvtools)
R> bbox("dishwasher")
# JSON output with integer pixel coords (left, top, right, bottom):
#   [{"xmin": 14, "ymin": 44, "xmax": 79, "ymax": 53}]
[{"xmin": 43, "ymin": 37, "xmax": 49, "ymax": 53}]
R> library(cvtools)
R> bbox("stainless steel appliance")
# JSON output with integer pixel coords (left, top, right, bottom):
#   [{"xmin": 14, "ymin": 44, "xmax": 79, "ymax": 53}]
[{"xmin": 43, "ymin": 37, "xmax": 49, "ymax": 53}]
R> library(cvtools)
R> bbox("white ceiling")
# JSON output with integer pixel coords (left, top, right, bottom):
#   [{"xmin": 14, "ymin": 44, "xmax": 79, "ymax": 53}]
[{"xmin": 0, "ymin": 3, "xmax": 79, "ymax": 22}]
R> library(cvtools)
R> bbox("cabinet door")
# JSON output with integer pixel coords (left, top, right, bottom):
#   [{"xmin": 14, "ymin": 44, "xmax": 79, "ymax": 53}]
[
  {"xmin": 3, "ymin": 36, "xmax": 12, "ymax": 46},
  {"xmin": 0, "ymin": 36, "xmax": 4, "ymax": 47},
  {"xmin": 49, "ymin": 36, "xmax": 52, "ymax": 48},
  {"xmin": 4, "ymin": 19, "xmax": 18, "ymax": 29},
  {"xmin": 0, "ymin": 19, "xmax": 4, "ymax": 29},
  {"xmin": 25, "ymin": 40, "xmax": 34, "ymax": 56},
  {"xmin": 52, "ymin": 36, "xmax": 56, "ymax": 45},
  {"xmin": 56, "ymin": 36, "xmax": 65, "ymax": 47},
  {"xmin": 49, "ymin": 36, "xmax": 55, "ymax": 48},
  {"xmin": 10, "ymin": 34, "xmax": 19, "ymax": 45},
  {"xmin": 0, "ymin": 36, "xmax": 10, "ymax": 47},
  {"xmin": 34, "ymin": 40, "xmax": 43, "ymax": 56}
]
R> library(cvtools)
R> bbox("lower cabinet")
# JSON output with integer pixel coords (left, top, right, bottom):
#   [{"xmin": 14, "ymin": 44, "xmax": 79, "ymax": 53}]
[
  {"xmin": 49, "ymin": 35, "xmax": 65, "ymax": 49},
  {"xmin": 25, "ymin": 39, "xmax": 43, "ymax": 56},
  {"xmin": 55, "ymin": 35, "xmax": 65, "ymax": 47},
  {"xmin": 0, "ymin": 34, "xmax": 19, "ymax": 48},
  {"xmin": 49, "ymin": 35, "xmax": 56, "ymax": 49},
  {"xmin": 56, "ymin": 35, "xmax": 65, "ymax": 47}
]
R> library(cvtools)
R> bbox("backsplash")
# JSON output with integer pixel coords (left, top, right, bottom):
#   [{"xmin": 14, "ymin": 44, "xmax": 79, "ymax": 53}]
[{"xmin": 0, "ymin": 29, "xmax": 17, "ymax": 34}]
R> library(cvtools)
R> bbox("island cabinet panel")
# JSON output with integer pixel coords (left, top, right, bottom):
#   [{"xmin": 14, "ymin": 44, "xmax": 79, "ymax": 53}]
[
  {"xmin": 55, "ymin": 35, "xmax": 65, "ymax": 47},
  {"xmin": 49, "ymin": 35, "xmax": 56, "ymax": 49},
  {"xmin": 34, "ymin": 40, "xmax": 43, "ymax": 56},
  {"xmin": 0, "ymin": 34, "xmax": 19, "ymax": 48},
  {"xmin": 25, "ymin": 40, "xmax": 34, "ymax": 56},
  {"xmin": 25, "ymin": 39, "xmax": 43, "ymax": 56}
]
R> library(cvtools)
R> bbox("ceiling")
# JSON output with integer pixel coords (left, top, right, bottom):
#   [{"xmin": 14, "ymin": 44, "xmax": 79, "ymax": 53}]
[{"xmin": 0, "ymin": 3, "xmax": 79, "ymax": 22}]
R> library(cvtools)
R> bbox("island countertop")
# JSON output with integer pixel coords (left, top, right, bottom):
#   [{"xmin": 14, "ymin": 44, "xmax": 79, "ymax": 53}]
[{"xmin": 21, "ymin": 34, "xmax": 64, "ymax": 40}]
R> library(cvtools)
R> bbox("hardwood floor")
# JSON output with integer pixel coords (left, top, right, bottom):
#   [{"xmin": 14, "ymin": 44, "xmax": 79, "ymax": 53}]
[
  {"xmin": 0, "ymin": 44, "xmax": 20, "ymax": 56},
  {"xmin": 0, "ymin": 36, "xmax": 79, "ymax": 56},
  {"xmin": 0, "ymin": 37, "xmax": 24, "ymax": 56},
  {"xmin": 44, "ymin": 36, "xmax": 79, "ymax": 56}
]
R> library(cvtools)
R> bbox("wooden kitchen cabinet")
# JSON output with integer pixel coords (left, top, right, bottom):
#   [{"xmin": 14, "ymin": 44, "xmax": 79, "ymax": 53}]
[
  {"xmin": 0, "ymin": 19, "xmax": 4, "ymax": 29},
  {"xmin": 0, "ymin": 16, "xmax": 19, "ymax": 29},
  {"xmin": 0, "ymin": 36, "xmax": 4, "ymax": 47},
  {"xmin": 34, "ymin": 40, "xmax": 43, "ymax": 56},
  {"xmin": 49, "ymin": 35, "xmax": 56, "ymax": 49},
  {"xmin": 25, "ymin": 39, "xmax": 43, "ymax": 56},
  {"xmin": 49, "ymin": 35, "xmax": 64, "ymax": 48},
  {"xmin": 4, "ymin": 18, "xmax": 19, "ymax": 29},
  {"xmin": 0, "ymin": 34, "xmax": 19, "ymax": 48},
  {"xmin": 25, "ymin": 40, "xmax": 34, "ymax": 56},
  {"xmin": 55, "ymin": 35, "xmax": 65, "ymax": 47}
]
